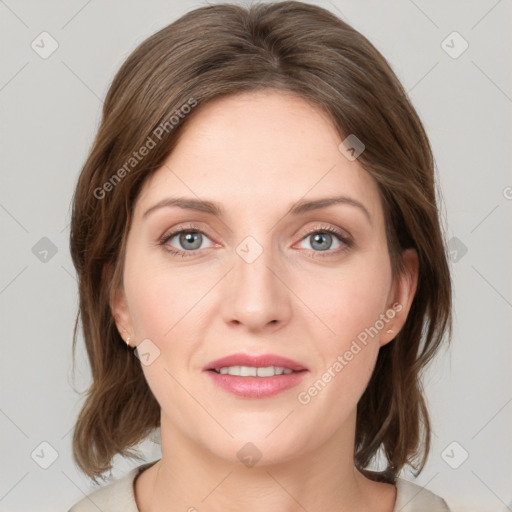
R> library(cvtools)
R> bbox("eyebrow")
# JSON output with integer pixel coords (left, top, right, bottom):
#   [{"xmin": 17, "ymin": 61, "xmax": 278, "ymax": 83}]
[{"xmin": 142, "ymin": 195, "xmax": 372, "ymax": 225}]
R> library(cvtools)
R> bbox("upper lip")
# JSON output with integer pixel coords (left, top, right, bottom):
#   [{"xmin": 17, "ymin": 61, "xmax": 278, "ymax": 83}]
[{"xmin": 204, "ymin": 353, "xmax": 308, "ymax": 372}]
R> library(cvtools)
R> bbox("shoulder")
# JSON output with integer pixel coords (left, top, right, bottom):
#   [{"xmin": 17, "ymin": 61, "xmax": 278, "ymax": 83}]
[
  {"xmin": 393, "ymin": 477, "xmax": 451, "ymax": 512},
  {"xmin": 67, "ymin": 460, "xmax": 159, "ymax": 512}
]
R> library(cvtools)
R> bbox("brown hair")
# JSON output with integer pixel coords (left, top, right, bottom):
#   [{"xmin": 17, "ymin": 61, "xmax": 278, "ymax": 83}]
[{"xmin": 69, "ymin": 0, "xmax": 452, "ymax": 484}]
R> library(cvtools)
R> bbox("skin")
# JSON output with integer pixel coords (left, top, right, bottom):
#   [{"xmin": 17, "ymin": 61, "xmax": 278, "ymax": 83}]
[{"xmin": 112, "ymin": 89, "xmax": 418, "ymax": 512}]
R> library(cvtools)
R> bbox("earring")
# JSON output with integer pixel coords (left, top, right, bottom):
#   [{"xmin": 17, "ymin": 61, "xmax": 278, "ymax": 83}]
[
  {"xmin": 126, "ymin": 336, "xmax": 132, "ymax": 347},
  {"xmin": 386, "ymin": 329, "xmax": 394, "ymax": 335}
]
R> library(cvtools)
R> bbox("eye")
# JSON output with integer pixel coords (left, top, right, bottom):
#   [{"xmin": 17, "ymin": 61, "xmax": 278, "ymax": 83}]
[
  {"xmin": 158, "ymin": 223, "xmax": 352, "ymax": 259},
  {"xmin": 296, "ymin": 225, "xmax": 352, "ymax": 258},
  {"xmin": 159, "ymin": 224, "xmax": 214, "ymax": 257}
]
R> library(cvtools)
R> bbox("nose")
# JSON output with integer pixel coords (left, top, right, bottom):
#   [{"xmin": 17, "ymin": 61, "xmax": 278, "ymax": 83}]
[{"xmin": 221, "ymin": 237, "xmax": 292, "ymax": 332}]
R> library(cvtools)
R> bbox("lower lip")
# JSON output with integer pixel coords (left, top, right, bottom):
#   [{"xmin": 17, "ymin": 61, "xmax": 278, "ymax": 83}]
[{"xmin": 204, "ymin": 369, "xmax": 308, "ymax": 398}]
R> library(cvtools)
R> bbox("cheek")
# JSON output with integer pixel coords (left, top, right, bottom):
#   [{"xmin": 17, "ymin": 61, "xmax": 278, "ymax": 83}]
[
  {"xmin": 123, "ymin": 249, "xmax": 191, "ymax": 339},
  {"xmin": 306, "ymin": 255, "xmax": 392, "ymax": 343},
  {"xmin": 122, "ymin": 250, "xmax": 203, "ymax": 393},
  {"xmin": 299, "ymin": 254, "xmax": 391, "ymax": 398}
]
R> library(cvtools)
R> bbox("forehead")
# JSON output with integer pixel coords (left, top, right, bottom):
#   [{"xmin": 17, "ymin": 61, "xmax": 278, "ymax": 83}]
[{"xmin": 134, "ymin": 89, "xmax": 383, "ymax": 225}]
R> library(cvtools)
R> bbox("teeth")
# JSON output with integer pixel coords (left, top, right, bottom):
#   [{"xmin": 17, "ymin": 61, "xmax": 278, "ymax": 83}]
[{"xmin": 216, "ymin": 365, "xmax": 295, "ymax": 377}]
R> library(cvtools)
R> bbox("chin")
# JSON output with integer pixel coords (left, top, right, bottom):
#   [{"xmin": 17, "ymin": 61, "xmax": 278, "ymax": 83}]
[{"xmin": 226, "ymin": 432, "xmax": 312, "ymax": 468}]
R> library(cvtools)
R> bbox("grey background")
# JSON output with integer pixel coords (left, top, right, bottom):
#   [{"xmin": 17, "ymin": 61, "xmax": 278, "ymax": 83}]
[{"xmin": 1, "ymin": 1, "xmax": 511, "ymax": 511}]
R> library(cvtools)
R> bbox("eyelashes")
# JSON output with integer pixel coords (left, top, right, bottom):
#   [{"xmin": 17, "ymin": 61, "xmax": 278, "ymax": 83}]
[{"xmin": 158, "ymin": 223, "xmax": 353, "ymax": 259}]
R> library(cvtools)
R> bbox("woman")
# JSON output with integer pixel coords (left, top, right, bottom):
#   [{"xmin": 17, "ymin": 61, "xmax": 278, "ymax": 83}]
[{"xmin": 68, "ymin": 2, "xmax": 452, "ymax": 511}]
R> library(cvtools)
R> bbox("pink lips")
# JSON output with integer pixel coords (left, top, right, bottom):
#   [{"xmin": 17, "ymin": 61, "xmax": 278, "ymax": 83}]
[
  {"xmin": 204, "ymin": 353, "xmax": 308, "ymax": 372},
  {"xmin": 203, "ymin": 352, "xmax": 309, "ymax": 399}
]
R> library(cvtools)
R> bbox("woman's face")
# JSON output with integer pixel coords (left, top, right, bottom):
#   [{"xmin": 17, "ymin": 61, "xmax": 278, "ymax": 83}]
[{"xmin": 112, "ymin": 89, "xmax": 417, "ymax": 466}]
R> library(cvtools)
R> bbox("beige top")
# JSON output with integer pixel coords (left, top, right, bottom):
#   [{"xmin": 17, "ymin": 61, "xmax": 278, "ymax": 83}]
[{"xmin": 68, "ymin": 460, "xmax": 451, "ymax": 512}]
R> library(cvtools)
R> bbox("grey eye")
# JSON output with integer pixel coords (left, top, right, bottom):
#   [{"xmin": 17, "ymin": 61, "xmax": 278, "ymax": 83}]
[
  {"xmin": 176, "ymin": 231, "xmax": 204, "ymax": 250},
  {"xmin": 299, "ymin": 231, "xmax": 342, "ymax": 252}
]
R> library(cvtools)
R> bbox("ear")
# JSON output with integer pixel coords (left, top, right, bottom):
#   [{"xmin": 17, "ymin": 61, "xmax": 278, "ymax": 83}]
[
  {"xmin": 379, "ymin": 248, "xmax": 419, "ymax": 347},
  {"xmin": 106, "ymin": 263, "xmax": 134, "ymax": 344}
]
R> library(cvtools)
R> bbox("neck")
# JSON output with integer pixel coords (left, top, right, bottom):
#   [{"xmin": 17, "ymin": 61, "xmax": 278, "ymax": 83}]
[{"xmin": 136, "ymin": 411, "xmax": 396, "ymax": 512}]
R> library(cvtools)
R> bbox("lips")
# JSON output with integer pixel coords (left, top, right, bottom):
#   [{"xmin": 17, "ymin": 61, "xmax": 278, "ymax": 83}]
[
  {"xmin": 203, "ymin": 353, "xmax": 308, "ymax": 372},
  {"xmin": 203, "ymin": 352, "xmax": 309, "ymax": 399}
]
